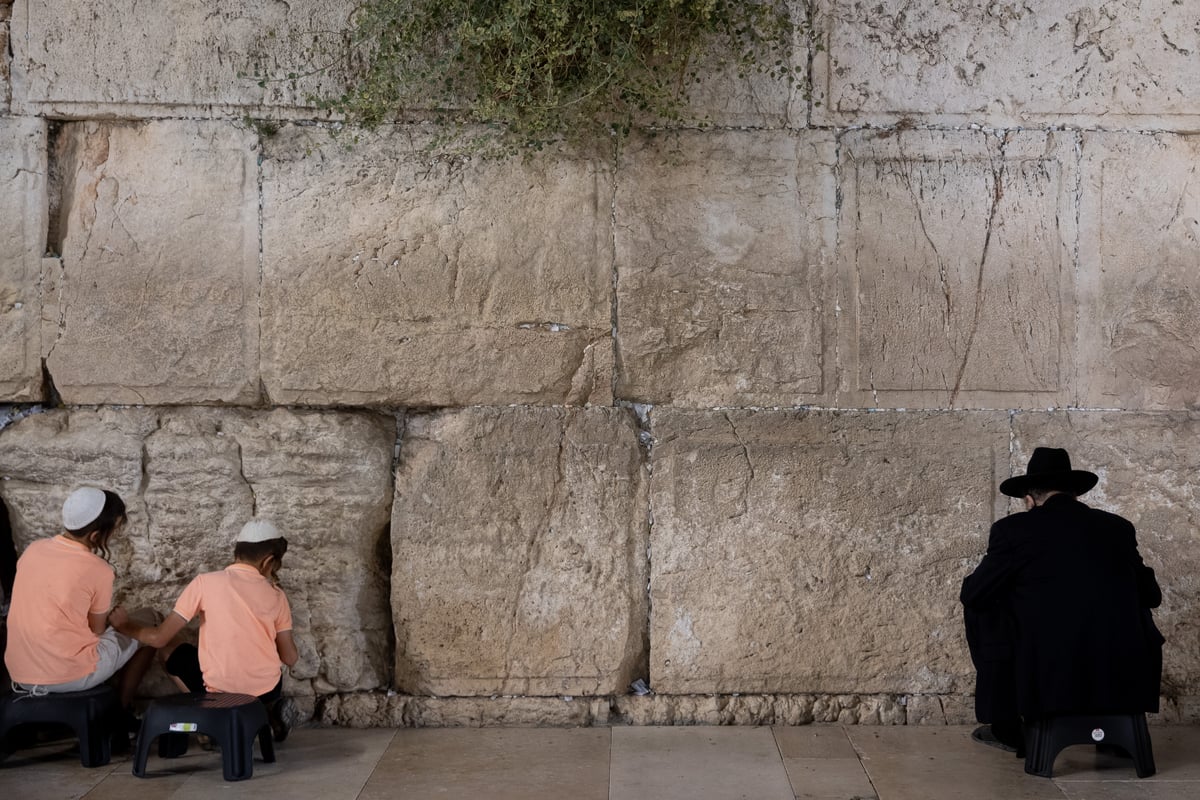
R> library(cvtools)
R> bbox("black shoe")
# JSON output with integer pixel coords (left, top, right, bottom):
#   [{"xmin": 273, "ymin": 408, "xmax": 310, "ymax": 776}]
[
  {"xmin": 972, "ymin": 724, "xmax": 1018, "ymax": 753},
  {"xmin": 267, "ymin": 698, "xmax": 291, "ymax": 743}
]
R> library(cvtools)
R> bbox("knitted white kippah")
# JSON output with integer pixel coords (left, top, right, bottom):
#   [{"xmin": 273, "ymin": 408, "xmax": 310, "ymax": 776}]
[
  {"xmin": 62, "ymin": 487, "xmax": 106, "ymax": 530},
  {"xmin": 238, "ymin": 519, "xmax": 281, "ymax": 543}
]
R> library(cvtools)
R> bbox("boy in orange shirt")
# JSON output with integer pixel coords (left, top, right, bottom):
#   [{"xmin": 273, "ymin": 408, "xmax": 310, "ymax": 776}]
[
  {"xmin": 5, "ymin": 487, "xmax": 155, "ymax": 729},
  {"xmin": 113, "ymin": 519, "xmax": 299, "ymax": 739}
]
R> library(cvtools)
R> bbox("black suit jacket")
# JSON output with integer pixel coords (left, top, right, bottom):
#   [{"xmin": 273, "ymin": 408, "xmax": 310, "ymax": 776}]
[{"xmin": 961, "ymin": 494, "xmax": 1164, "ymax": 719}]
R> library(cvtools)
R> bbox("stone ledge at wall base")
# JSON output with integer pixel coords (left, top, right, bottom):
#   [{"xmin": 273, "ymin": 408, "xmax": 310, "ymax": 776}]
[
  {"xmin": 314, "ymin": 692, "xmax": 1200, "ymax": 728},
  {"xmin": 313, "ymin": 693, "xmax": 975, "ymax": 728}
]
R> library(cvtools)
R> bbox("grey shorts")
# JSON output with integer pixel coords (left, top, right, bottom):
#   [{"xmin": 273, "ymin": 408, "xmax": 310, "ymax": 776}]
[{"xmin": 15, "ymin": 628, "xmax": 141, "ymax": 694}]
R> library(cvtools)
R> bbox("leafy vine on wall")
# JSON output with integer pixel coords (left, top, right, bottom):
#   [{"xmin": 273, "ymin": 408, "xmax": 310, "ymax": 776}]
[{"xmin": 316, "ymin": 0, "xmax": 804, "ymax": 152}]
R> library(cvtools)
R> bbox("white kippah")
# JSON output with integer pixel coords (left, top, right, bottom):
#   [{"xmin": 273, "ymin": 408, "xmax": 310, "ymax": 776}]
[
  {"xmin": 238, "ymin": 519, "xmax": 281, "ymax": 543},
  {"xmin": 62, "ymin": 487, "xmax": 107, "ymax": 530}
]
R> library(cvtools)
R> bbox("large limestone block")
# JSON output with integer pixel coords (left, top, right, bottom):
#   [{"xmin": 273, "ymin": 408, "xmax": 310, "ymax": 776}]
[
  {"xmin": 649, "ymin": 408, "xmax": 1010, "ymax": 695},
  {"xmin": 261, "ymin": 126, "xmax": 614, "ymax": 407},
  {"xmin": 0, "ymin": 116, "xmax": 45, "ymax": 400},
  {"xmin": 1078, "ymin": 134, "xmax": 1200, "ymax": 410},
  {"xmin": 392, "ymin": 406, "xmax": 648, "ymax": 696},
  {"xmin": 43, "ymin": 121, "xmax": 260, "ymax": 405},
  {"xmin": 837, "ymin": 130, "xmax": 1076, "ymax": 409},
  {"xmin": 0, "ymin": 406, "xmax": 396, "ymax": 694},
  {"xmin": 9, "ymin": 0, "xmax": 352, "ymax": 118},
  {"xmin": 615, "ymin": 130, "xmax": 836, "ymax": 406},
  {"xmin": 814, "ymin": 0, "xmax": 1200, "ymax": 128},
  {"xmin": 1011, "ymin": 412, "xmax": 1200, "ymax": 704}
]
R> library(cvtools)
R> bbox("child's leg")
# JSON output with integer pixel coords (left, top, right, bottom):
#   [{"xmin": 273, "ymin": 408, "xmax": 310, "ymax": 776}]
[
  {"xmin": 162, "ymin": 642, "xmax": 205, "ymax": 694},
  {"xmin": 116, "ymin": 645, "xmax": 156, "ymax": 709},
  {"xmin": 258, "ymin": 678, "xmax": 289, "ymax": 742},
  {"xmin": 152, "ymin": 637, "xmax": 192, "ymax": 692}
]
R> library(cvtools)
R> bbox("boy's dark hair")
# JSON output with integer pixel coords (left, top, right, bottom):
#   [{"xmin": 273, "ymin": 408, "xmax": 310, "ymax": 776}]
[
  {"xmin": 234, "ymin": 537, "xmax": 288, "ymax": 565},
  {"xmin": 67, "ymin": 490, "xmax": 127, "ymax": 561}
]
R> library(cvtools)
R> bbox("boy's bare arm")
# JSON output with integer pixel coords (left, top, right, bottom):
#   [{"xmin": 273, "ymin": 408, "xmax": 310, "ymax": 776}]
[
  {"xmin": 111, "ymin": 606, "xmax": 189, "ymax": 648},
  {"xmin": 89, "ymin": 611, "xmax": 110, "ymax": 636},
  {"xmin": 276, "ymin": 630, "xmax": 299, "ymax": 667}
]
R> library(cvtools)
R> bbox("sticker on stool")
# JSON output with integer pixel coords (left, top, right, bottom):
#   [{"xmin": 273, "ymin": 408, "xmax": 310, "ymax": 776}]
[
  {"xmin": 1091, "ymin": 728, "xmax": 1105, "ymax": 742},
  {"xmin": 169, "ymin": 722, "xmax": 198, "ymax": 732}
]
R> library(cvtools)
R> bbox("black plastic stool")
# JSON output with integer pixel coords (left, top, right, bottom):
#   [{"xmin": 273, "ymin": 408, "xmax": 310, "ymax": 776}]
[
  {"xmin": 1024, "ymin": 713, "xmax": 1155, "ymax": 778},
  {"xmin": 133, "ymin": 693, "xmax": 275, "ymax": 781},
  {"xmin": 0, "ymin": 684, "xmax": 120, "ymax": 767}
]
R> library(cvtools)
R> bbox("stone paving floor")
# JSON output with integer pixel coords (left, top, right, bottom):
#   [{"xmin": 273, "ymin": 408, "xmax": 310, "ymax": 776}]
[{"xmin": 2, "ymin": 724, "xmax": 1199, "ymax": 799}]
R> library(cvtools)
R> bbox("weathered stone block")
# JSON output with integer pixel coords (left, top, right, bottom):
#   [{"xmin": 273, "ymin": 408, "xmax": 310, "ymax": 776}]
[
  {"xmin": 837, "ymin": 130, "xmax": 1076, "ymax": 409},
  {"xmin": 1012, "ymin": 412, "xmax": 1200, "ymax": 704},
  {"xmin": 615, "ymin": 130, "xmax": 836, "ymax": 406},
  {"xmin": 10, "ymin": 0, "xmax": 352, "ymax": 118},
  {"xmin": 649, "ymin": 408, "xmax": 1009, "ymax": 695},
  {"xmin": 0, "ymin": 406, "xmax": 396, "ymax": 694},
  {"xmin": 814, "ymin": 0, "xmax": 1200, "ymax": 128},
  {"xmin": 261, "ymin": 126, "xmax": 614, "ymax": 407},
  {"xmin": 0, "ymin": 116, "xmax": 45, "ymax": 401},
  {"xmin": 392, "ymin": 406, "xmax": 648, "ymax": 696},
  {"xmin": 43, "ymin": 121, "xmax": 260, "ymax": 405},
  {"xmin": 1078, "ymin": 134, "xmax": 1200, "ymax": 410}
]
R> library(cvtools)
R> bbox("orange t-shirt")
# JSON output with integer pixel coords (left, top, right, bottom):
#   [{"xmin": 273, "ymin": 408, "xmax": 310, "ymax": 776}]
[
  {"xmin": 5, "ymin": 535, "xmax": 114, "ymax": 685},
  {"xmin": 173, "ymin": 564, "xmax": 293, "ymax": 696}
]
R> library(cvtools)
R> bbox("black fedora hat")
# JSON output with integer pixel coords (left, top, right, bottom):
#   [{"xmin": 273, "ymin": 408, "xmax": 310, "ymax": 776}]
[{"xmin": 999, "ymin": 447, "xmax": 1098, "ymax": 498}]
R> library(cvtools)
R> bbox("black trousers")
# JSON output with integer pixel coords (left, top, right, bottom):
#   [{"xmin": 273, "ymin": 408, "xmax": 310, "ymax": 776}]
[
  {"xmin": 165, "ymin": 643, "xmax": 283, "ymax": 705},
  {"xmin": 964, "ymin": 605, "xmax": 1024, "ymax": 748}
]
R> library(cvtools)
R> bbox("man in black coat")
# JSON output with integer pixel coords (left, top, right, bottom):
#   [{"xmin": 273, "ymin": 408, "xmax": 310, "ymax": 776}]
[{"xmin": 961, "ymin": 447, "xmax": 1164, "ymax": 752}]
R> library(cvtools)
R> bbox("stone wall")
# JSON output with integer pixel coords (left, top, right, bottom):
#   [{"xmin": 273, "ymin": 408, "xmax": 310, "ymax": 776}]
[{"xmin": 2, "ymin": 1, "xmax": 1200, "ymax": 726}]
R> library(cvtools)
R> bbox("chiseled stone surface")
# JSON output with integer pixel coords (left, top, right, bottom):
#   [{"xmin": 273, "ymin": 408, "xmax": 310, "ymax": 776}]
[
  {"xmin": 9, "ymin": 0, "xmax": 352, "ymax": 118},
  {"xmin": 649, "ymin": 408, "xmax": 1009, "ymax": 695},
  {"xmin": 0, "ymin": 116, "xmax": 45, "ymax": 401},
  {"xmin": 1, "ymin": 7, "xmax": 11, "ymax": 111},
  {"xmin": 261, "ymin": 125, "xmax": 614, "ymax": 407},
  {"xmin": 0, "ymin": 406, "xmax": 396, "ymax": 698},
  {"xmin": 837, "ymin": 129, "xmax": 1075, "ymax": 409},
  {"xmin": 615, "ymin": 130, "xmax": 836, "ymax": 406},
  {"xmin": 815, "ymin": 0, "xmax": 1200, "ymax": 127},
  {"xmin": 1012, "ymin": 412, "xmax": 1200, "ymax": 705},
  {"xmin": 1078, "ymin": 133, "xmax": 1200, "ymax": 410},
  {"xmin": 43, "ymin": 121, "xmax": 259, "ymax": 405},
  {"xmin": 392, "ymin": 406, "xmax": 648, "ymax": 696}
]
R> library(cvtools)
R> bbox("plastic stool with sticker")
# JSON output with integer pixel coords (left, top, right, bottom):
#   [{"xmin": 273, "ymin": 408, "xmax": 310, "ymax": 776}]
[
  {"xmin": 1023, "ymin": 713, "xmax": 1155, "ymax": 778},
  {"xmin": 132, "ymin": 693, "xmax": 275, "ymax": 781}
]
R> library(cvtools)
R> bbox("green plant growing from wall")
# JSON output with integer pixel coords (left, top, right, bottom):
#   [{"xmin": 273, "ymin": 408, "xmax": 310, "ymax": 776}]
[{"xmin": 324, "ymin": 0, "xmax": 804, "ymax": 152}]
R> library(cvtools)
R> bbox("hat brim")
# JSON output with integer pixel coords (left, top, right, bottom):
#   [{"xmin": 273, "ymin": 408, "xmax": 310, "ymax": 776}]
[{"xmin": 999, "ymin": 470, "xmax": 1098, "ymax": 498}]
